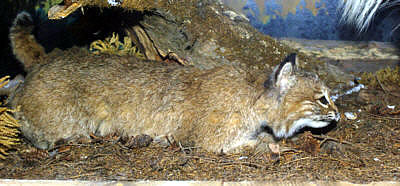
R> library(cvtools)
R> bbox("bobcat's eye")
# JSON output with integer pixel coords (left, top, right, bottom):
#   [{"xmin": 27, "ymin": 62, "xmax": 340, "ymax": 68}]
[
  {"xmin": 319, "ymin": 96, "xmax": 328, "ymax": 105},
  {"xmin": 317, "ymin": 96, "xmax": 329, "ymax": 108}
]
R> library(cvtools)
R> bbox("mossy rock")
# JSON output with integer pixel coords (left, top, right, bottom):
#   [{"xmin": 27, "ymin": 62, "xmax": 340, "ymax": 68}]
[{"xmin": 48, "ymin": 0, "xmax": 352, "ymax": 88}]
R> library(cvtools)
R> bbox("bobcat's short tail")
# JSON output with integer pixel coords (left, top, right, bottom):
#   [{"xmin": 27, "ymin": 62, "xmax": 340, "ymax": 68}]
[
  {"xmin": 9, "ymin": 11, "xmax": 46, "ymax": 71},
  {"xmin": 338, "ymin": 0, "xmax": 385, "ymax": 32}
]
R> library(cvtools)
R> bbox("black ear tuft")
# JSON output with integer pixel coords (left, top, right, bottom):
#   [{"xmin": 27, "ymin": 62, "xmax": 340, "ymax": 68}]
[
  {"xmin": 264, "ymin": 53, "xmax": 298, "ymax": 89},
  {"xmin": 263, "ymin": 78, "xmax": 272, "ymax": 88},
  {"xmin": 274, "ymin": 53, "xmax": 297, "ymax": 81}
]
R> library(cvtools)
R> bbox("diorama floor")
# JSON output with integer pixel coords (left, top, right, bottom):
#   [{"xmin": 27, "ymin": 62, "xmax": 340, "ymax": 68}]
[{"xmin": 0, "ymin": 80, "xmax": 399, "ymax": 183}]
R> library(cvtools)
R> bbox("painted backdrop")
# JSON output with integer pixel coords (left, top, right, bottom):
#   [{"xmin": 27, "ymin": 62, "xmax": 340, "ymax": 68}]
[{"xmin": 223, "ymin": 0, "xmax": 400, "ymax": 41}]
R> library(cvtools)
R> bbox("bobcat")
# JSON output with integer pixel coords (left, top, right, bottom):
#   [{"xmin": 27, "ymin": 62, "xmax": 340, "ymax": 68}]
[{"xmin": 7, "ymin": 12, "xmax": 339, "ymax": 153}]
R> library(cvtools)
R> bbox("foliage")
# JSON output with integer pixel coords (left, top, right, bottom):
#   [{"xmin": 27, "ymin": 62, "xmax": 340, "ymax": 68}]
[
  {"xmin": 360, "ymin": 67, "xmax": 400, "ymax": 88},
  {"xmin": 89, "ymin": 32, "xmax": 144, "ymax": 58},
  {"xmin": 35, "ymin": 0, "xmax": 63, "ymax": 13},
  {"xmin": 0, "ymin": 76, "xmax": 21, "ymax": 159}
]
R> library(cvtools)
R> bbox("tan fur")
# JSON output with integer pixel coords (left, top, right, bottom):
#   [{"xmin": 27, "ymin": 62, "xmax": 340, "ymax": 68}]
[
  {"xmin": 8, "ymin": 12, "xmax": 339, "ymax": 153},
  {"xmin": 9, "ymin": 12, "xmax": 46, "ymax": 71}
]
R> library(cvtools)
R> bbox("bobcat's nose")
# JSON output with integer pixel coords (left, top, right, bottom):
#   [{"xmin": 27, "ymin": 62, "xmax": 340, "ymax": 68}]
[
  {"xmin": 327, "ymin": 111, "xmax": 340, "ymax": 121},
  {"xmin": 334, "ymin": 112, "xmax": 340, "ymax": 121}
]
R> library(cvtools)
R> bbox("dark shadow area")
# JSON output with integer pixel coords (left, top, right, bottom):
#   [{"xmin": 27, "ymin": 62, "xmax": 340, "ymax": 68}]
[
  {"xmin": 259, "ymin": 120, "xmax": 338, "ymax": 141},
  {"xmin": 0, "ymin": 0, "xmax": 39, "ymax": 78},
  {"xmin": 0, "ymin": 3, "xmax": 146, "ymax": 78},
  {"xmin": 297, "ymin": 121, "xmax": 338, "ymax": 136},
  {"xmin": 35, "ymin": 7, "xmax": 146, "ymax": 52}
]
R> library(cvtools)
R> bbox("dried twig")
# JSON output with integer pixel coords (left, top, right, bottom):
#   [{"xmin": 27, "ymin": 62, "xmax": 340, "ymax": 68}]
[
  {"xmin": 282, "ymin": 155, "xmax": 353, "ymax": 166},
  {"xmin": 69, "ymin": 172, "xmax": 97, "ymax": 179},
  {"xmin": 219, "ymin": 161, "xmax": 265, "ymax": 169},
  {"xmin": 375, "ymin": 75, "xmax": 388, "ymax": 94},
  {"xmin": 280, "ymin": 147, "xmax": 299, "ymax": 153},
  {"xmin": 375, "ymin": 75, "xmax": 400, "ymax": 98},
  {"xmin": 367, "ymin": 113, "xmax": 400, "ymax": 120},
  {"xmin": 311, "ymin": 134, "xmax": 360, "ymax": 148},
  {"xmin": 282, "ymin": 156, "xmax": 320, "ymax": 165},
  {"xmin": 186, "ymin": 155, "xmax": 265, "ymax": 169}
]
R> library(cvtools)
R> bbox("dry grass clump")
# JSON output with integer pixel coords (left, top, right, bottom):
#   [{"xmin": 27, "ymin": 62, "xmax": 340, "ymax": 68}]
[
  {"xmin": 360, "ymin": 67, "xmax": 400, "ymax": 88},
  {"xmin": 90, "ymin": 33, "xmax": 144, "ymax": 58},
  {"xmin": 0, "ymin": 76, "xmax": 20, "ymax": 159}
]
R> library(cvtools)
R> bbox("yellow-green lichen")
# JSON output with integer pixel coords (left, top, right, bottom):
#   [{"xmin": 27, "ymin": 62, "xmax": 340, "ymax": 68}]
[
  {"xmin": 89, "ymin": 33, "xmax": 144, "ymax": 58},
  {"xmin": 360, "ymin": 67, "xmax": 400, "ymax": 88},
  {"xmin": 0, "ymin": 76, "xmax": 21, "ymax": 159}
]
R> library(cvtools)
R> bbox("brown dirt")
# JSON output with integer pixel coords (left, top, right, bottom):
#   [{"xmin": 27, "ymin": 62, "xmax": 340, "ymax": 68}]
[{"xmin": 1, "ymin": 80, "xmax": 399, "ymax": 183}]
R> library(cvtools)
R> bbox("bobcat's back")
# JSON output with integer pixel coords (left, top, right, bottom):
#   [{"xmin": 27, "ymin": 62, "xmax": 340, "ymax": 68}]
[{"xmin": 13, "ymin": 55, "xmax": 264, "ymax": 152}]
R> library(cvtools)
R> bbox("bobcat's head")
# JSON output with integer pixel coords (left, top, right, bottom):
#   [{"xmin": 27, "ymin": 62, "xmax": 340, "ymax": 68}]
[{"xmin": 263, "ymin": 53, "xmax": 340, "ymax": 139}]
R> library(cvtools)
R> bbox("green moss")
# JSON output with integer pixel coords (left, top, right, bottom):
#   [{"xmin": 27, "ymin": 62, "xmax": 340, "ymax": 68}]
[{"xmin": 158, "ymin": 0, "xmax": 315, "ymax": 71}]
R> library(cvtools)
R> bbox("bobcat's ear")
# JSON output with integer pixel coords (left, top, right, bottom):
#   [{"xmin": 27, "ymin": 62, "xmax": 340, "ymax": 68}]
[{"xmin": 271, "ymin": 53, "xmax": 298, "ymax": 92}]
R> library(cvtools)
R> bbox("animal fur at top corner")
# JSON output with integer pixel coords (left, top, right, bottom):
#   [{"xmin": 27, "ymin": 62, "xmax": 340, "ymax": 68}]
[{"xmin": 338, "ymin": 0, "xmax": 399, "ymax": 32}]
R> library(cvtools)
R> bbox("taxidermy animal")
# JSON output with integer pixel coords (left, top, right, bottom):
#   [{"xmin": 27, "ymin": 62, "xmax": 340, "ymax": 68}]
[
  {"xmin": 339, "ymin": 0, "xmax": 393, "ymax": 32},
  {"xmin": 7, "ymin": 12, "xmax": 339, "ymax": 153}
]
